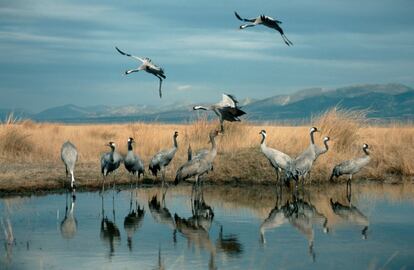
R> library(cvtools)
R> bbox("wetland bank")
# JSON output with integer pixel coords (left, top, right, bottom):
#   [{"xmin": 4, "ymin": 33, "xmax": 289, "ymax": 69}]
[{"xmin": 0, "ymin": 109, "xmax": 413, "ymax": 193}]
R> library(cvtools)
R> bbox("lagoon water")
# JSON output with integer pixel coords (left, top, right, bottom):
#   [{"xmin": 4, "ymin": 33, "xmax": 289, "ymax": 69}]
[{"xmin": 1, "ymin": 184, "xmax": 414, "ymax": 269}]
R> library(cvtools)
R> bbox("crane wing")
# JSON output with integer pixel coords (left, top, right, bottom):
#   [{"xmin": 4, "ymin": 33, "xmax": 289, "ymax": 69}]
[
  {"xmin": 234, "ymin": 11, "xmax": 256, "ymax": 22},
  {"xmin": 115, "ymin": 46, "xmax": 145, "ymax": 63},
  {"xmin": 263, "ymin": 16, "xmax": 282, "ymax": 24},
  {"xmin": 218, "ymin": 93, "xmax": 238, "ymax": 108}
]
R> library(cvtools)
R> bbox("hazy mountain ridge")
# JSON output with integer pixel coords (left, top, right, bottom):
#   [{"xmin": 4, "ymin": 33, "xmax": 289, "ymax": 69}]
[{"xmin": 1, "ymin": 83, "xmax": 413, "ymax": 123}]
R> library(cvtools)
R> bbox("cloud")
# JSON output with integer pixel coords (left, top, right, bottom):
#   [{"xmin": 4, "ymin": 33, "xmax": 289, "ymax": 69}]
[{"xmin": 177, "ymin": 85, "xmax": 192, "ymax": 91}]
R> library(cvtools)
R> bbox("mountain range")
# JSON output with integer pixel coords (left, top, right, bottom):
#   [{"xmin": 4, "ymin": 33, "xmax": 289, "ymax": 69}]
[{"xmin": 1, "ymin": 83, "xmax": 413, "ymax": 123}]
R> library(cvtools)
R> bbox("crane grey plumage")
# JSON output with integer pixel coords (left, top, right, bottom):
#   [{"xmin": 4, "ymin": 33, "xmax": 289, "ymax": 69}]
[
  {"xmin": 187, "ymin": 144, "xmax": 210, "ymax": 161},
  {"xmin": 115, "ymin": 47, "xmax": 166, "ymax": 98},
  {"xmin": 101, "ymin": 142, "xmax": 122, "ymax": 189},
  {"xmin": 259, "ymin": 130, "xmax": 292, "ymax": 184},
  {"xmin": 330, "ymin": 143, "xmax": 371, "ymax": 184},
  {"xmin": 234, "ymin": 11, "xmax": 293, "ymax": 46},
  {"xmin": 193, "ymin": 94, "xmax": 246, "ymax": 133},
  {"xmin": 61, "ymin": 141, "xmax": 78, "ymax": 190},
  {"xmin": 149, "ymin": 131, "xmax": 179, "ymax": 190},
  {"xmin": 124, "ymin": 137, "xmax": 145, "ymax": 186},
  {"xmin": 286, "ymin": 127, "xmax": 320, "ymax": 186},
  {"xmin": 175, "ymin": 130, "xmax": 219, "ymax": 186}
]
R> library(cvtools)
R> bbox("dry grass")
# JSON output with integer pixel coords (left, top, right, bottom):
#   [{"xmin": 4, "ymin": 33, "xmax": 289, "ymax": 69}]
[{"xmin": 0, "ymin": 109, "xmax": 413, "ymax": 191}]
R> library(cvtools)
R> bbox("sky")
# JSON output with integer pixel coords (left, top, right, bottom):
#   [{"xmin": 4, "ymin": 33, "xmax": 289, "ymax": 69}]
[{"xmin": 0, "ymin": 0, "xmax": 413, "ymax": 112}]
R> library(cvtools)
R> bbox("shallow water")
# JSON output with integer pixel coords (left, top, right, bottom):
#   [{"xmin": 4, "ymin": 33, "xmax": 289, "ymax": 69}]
[{"xmin": 1, "ymin": 184, "xmax": 414, "ymax": 270}]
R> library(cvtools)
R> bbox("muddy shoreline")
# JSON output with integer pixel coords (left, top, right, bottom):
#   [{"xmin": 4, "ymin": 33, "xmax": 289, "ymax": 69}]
[{"xmin": 0, "ymin": 161, "xmax": 411, "ymax": 197}]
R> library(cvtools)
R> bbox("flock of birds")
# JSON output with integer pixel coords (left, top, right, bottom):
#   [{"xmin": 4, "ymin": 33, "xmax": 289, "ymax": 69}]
[
  {"xmin": 60, "ymin": 11, "xmax": 371, "ymax": 196},
  {"xmin": 61, "ymin": 124, "xmax": 372, "ymax": 196},
  {"xmin": 115, "ymin": 11, "xmax": 294, "ymax": 98}
]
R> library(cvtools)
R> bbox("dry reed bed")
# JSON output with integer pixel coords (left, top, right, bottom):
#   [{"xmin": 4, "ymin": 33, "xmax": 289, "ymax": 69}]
[{"xmin": 0, "ymin": 108, "xmax": 413, "ymax": 191}]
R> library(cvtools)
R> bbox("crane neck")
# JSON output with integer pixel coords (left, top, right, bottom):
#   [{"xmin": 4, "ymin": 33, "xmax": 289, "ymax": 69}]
[
  {"xmin": 323, "ymin": 140, "xmax": 329, "ymax": 151},
  {"xmin": 194, "ymin": 105, "xmax": 209, "ymax": 111},
  {"xmin": 260, "ymin": 134, "xmax": 266, "ymax": 145},
  {"xmin": 310, "ymin": 131, "xmax": 316, "ymax": 145},
  {"xmin": 187, "ymin": 145, "xmax": 192, "ymax": 161},
  {"xmin": 173, "ymin": 135, "xmax": 178, "ymax": 148},
  {"xmin": 127, "ymin": 142, "xmax": 133, "ymax": 151},
  {"xmin": 210, "ymin": 135, "xmax": 216, "ymax": 150}
]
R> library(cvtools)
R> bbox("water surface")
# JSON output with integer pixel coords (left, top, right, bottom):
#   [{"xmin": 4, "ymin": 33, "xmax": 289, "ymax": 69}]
[{"xmin": 1, "ymin": 184, "xmax": 414, "ymax": 269}]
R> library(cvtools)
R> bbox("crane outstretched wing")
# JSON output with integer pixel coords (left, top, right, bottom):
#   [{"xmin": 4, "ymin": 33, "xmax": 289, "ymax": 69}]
[
  {"xmin": 115, "ymin": 47, "xmax": 145, "ymax": 63},
  {"xmin": 234, "ymin": 11, "xmax": 256, "ymax": 22},
  {"xmin": 218, "ymin": 93, "xmax": 239, "ymax": 108}
]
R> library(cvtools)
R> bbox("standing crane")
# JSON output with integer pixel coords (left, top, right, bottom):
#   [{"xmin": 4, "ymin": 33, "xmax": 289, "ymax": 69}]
[
  {"xmin": 124, "ymin": 137, "xmax": 145, "ymax": 187},
  {"xmin": 149, "ymin": 131, "xmax": 179, "ymax": 196},
  {"xmin": 61, "ymin": 141, "xmax": 78, "ymax": 191},
  {"xmin": 101, "ymin": 141, "xmax": 122, "ymax": 190},
  {"xmin": 259, "ymin": 130, "xmax": 292, "ymax": 185},
  {"xmin": 174, "ymin": 130, "xmax": 219, "ymax": 186},
  {"xmin": 330, "ymin": 143, "xmax": 371, "ymax": 195},
  {"xmin": 286, "ymin": 127, "xmax": 321, "ymax": 187}
]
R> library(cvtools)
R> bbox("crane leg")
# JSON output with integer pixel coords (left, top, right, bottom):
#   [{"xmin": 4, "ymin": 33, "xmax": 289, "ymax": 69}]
[
  {"xmin": 161, "ymin": 168, "xmax": 169, "ymax": 202},
  {"xmin": 347, "ymin": 175, "xmax": 352, "ymax": 203},
  {"xmin": 136, "ymin": 173, "xmax": 140, "ymax": 189},
  {"xmin": 275, "ymin": 168, "xmax": 279, "ymax": 184},
  {"xmin": 154, "ymin": 75, "xmax": 163, "ymax": 98},
  {"xmin": 112, "ymin": 189, "xmax": 116, "ymax": 222},
  {"xmin": 112, "ymin": 173, "xmax": 116, "ymax": 191},
  {"xmin": 129, "ymin": 173, "xmax": 133, "ymax": 189},
  {"xmin": 282, "ymin": 34, "xmax": 293, "ymax": 46},
  {"xmin": 101, "ymin": 175, "xmax": 106, "ymax": 194}
]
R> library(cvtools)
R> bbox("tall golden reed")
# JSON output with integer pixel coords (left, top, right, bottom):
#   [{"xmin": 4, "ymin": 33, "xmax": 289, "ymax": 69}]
[{"xmin": 0, "ymin": 108, "xmax": 413, "ymax": 186}]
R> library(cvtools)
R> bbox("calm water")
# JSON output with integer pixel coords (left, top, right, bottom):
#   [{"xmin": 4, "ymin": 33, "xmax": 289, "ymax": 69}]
[{"xmin": 1, "ymin": 184, "xmax": 414, "ymax": 270}]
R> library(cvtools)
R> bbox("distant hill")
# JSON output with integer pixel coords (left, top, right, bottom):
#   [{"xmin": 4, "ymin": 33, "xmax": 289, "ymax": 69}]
[
  {"xmin": 2, "ymin": 83, "xmax": 413, "ymax": 123},
  {"xmin": 243, "ymin": 83, "xmax": 414, "ymax": 121}
]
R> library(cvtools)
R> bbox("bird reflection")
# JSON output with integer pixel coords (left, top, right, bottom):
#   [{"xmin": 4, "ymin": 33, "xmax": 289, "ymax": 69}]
[
  {"xmin": 329, "ymin": 196, "xmax": 369, "ymax": 239},
  {"xmin": 287, "ymin": 197, "xmax": 325, "ymax": 262},
  {"xmin": 216, "ymin": 225, "xmax": 243, "ymax": 257},
  {"xmin": 148, "ymin": 194, "xmax": 176, "ymax": 242},
  {"xmin": 155, "ymin": 245, "xmax": 165, "ymax": 270},
  {"xmin": 100, "ymin": 191, "xmax": 120, "ymax": 258},
  {"xmin": 260, "ymin": 191, "xmax": 327, "ymax": 262},
  {"xmin": 259, "ymin": 198, "xmax": 289, "ymax": 245},
  {"xmin": 174, "ymin": 186, "xmax": 216, "ymax": 267},
  {"xmin": 124, "ymin": 189, "xmax": 145, "ymax": 251},
  {"xmin": 60, "ymin": 192, "xmax": 77, "ymax": 239},
  {"xmin": 1, "ymin": 217, "xmax": 15, "ymax": 265}
]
